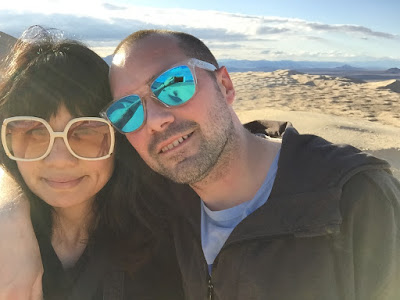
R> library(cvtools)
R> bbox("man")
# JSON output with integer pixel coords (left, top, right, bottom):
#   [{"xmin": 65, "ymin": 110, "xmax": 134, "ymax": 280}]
[
  {"xmin": 104, "ymin": 29, "xmax": 400, "ymax": 299},
  {"xmin": 1, "ymin": 29, "xmax": 400, "ymax": 299}
]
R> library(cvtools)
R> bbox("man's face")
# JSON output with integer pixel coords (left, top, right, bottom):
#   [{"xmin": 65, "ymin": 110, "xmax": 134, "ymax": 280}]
[{"xmin": 109, "ymin": 35, "xmax": 236, "ymax": 184}]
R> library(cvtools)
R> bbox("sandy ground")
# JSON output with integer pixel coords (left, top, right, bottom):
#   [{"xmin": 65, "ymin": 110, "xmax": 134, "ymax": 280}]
[{"xmin": 231, "ymin": 70, "xmax": 400, "ymax": 180}]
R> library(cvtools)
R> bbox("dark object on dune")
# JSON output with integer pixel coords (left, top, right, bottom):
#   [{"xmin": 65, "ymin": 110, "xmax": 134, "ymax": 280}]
[{"xmin": 378, "ymin": 80, "xmax": 400, "ymax": 93}]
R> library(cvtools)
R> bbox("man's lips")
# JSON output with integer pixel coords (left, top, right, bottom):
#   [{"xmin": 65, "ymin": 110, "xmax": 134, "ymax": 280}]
[
  {"xmin": 158, "ymin": 131, "xmax": 194, "ymax": 154},
  {"xmin": 43, "ymin": 176, "xmax": 85, "ymax": 189}
]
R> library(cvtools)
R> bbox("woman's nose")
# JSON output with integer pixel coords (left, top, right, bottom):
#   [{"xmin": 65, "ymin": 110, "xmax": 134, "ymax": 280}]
[{"xmin": 43, "ymin": 137, "xmax": 77, "ymax": 166}]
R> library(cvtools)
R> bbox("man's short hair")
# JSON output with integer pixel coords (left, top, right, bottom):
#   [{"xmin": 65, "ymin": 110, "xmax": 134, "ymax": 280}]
[{"xmin": 114, "ymin": 29, "xmax": 219, "ymax": 68}]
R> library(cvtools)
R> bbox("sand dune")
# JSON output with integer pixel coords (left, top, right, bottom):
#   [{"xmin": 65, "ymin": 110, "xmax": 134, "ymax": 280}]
[
  {"xmin": 232, "ymin": 70, "xmax": 400, "ymax": 179},
  {"xmin": 231, "ymin": 70, "xmax": 400, "ymax": 128}
]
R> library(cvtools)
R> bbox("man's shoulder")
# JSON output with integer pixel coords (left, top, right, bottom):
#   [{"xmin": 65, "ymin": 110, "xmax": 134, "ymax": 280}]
[
  {"xmin": 285, "ymin": 128, "xmax": 390, "ymax": 187},
  {"xmin": 258, "ymin": 121, "xmax": 391, "ymax": 190},
  {"xmin": 341, "ymin": 168, "xmax": 400, "ymax": 210},
  {"xmin": 244, "ymin": 119, "xmax": 392, "ymax": 195}
]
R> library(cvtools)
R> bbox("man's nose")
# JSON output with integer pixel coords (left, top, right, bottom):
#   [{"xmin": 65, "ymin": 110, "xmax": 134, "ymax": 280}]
[
  {"xmin": 43, "ymin": 138, "xmax": 77, "ymax": 166},
  {"xmin": 144, "ymin": 96, "xmax": 175, "ymax": 133}
]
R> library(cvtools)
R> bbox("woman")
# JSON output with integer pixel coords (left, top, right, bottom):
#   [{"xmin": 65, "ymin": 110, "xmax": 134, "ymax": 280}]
[{"xmin": 0, "ymin": 26, "xmax": 183, "ymax": 299}]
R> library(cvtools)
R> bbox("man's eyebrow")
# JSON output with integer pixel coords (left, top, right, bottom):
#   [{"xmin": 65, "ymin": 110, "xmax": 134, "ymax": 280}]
[
  {"xmin": 145, "ymin": 63, "xmax": 175, "ymax": 86},
  {"xmin": 145, "ymin": 73, "xmax": 158, "ymax": 86}
]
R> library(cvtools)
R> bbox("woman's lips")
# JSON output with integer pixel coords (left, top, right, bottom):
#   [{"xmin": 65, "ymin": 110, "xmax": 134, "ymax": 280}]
[{"xmin": 43, "ymin": 177, "xmax": 84, "ymax": 189}]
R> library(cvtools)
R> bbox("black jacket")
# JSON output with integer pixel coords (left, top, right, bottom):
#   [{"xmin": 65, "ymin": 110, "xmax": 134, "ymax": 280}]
[
  {"xmin": 164, "ymin": 121, "xmax": 400, "ymax": 299},
  {"xmin": 39, "ymin": 228, "xmax": 184, "ymax": 300}
]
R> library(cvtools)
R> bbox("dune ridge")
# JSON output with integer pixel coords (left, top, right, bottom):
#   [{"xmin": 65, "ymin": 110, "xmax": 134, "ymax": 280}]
[{"xmin": 232, "ymin": 70, "xmax": 400, "ymax": 128}]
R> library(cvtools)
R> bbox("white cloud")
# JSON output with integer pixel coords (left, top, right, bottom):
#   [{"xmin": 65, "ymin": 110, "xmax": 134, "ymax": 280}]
[{"xmin": 0, "ymin": 3, "xmax": 399, "ymax": 61}]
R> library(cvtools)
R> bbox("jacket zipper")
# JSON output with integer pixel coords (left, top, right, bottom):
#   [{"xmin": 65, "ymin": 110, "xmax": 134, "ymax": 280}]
[
  {"xmin": 203, "ymin": 233, "xmax": 293, "ymax": 299},
  {"xmin": 207, "ymin": 275, "xmax": 214, "ymax": 300}
]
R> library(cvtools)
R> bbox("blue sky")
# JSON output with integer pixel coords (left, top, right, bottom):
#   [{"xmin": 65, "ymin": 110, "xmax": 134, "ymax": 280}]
[
  {"xmin": 119, "ymin": 0, "xmax": 399, "ymax": 31},
  {"xmin": 0, "ymin": 0, "xmax": 399, "ymax": 64}
]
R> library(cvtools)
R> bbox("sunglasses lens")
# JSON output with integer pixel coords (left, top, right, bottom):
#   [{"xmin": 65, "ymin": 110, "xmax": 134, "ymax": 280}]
[
  {"xmin": 105, "ymin": 65, "xmax": 196, "ymax": 133},
  {"xmin": 151, "ymin": 65, "xmax": 195, "ymax": 106},
  {"xmin": 4, "ymin": 120, "xmax": 50, "ymax": 159},
  {"xmin": 106, "ymin": 95, "xmax": 144, "ymax": 133}
]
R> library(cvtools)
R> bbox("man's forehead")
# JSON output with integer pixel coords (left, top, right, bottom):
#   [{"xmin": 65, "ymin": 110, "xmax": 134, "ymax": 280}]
[
  {"xmin": 109, "ymin": 35, "xmax": 187, "ymax": 98},
  {"xmin": 112, "ymin": 51, "xmax": 126, "ymax": 67},
  {"xmin": 112, "ymin": 36, "xmax": 186, "ymax": 73}
]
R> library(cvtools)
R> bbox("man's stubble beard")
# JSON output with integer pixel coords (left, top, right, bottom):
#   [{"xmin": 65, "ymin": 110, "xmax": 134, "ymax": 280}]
[{"xmin": 149, "ymin": 90, "xmax": 237, "ymax": 185}]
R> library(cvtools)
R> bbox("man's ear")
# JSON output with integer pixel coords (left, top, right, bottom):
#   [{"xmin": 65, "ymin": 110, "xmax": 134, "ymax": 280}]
[{"xmin": 215, "ymin": 66, "xmax": 235, "ymax": 105}]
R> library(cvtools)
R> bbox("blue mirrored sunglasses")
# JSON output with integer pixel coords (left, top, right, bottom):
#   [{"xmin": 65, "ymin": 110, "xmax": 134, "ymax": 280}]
[{"xmin": 101, "ymin": 58, "xmax": 217, "ymax": 133}]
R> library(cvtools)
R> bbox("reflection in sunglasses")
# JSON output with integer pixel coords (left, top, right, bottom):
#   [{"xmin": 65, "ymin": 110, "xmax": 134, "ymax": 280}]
[
  {"xmin": 103, "ymin": 58, "xmax": 216, "ymax": 133},
  {"xmin": 114, "ymin": 100, "xmax": 141, "ymax": 129}
]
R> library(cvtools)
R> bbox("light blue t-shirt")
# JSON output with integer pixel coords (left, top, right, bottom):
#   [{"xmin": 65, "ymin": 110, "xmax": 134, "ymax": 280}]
[{"xmin": 201, "ymin": 148, "xmax": 280, "ymax": 274}]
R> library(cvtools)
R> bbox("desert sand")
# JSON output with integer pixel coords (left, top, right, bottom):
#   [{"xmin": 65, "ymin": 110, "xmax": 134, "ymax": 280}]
[{"xmin": 231, "ymin": 70, "xmax": 400, "ymax": 180}]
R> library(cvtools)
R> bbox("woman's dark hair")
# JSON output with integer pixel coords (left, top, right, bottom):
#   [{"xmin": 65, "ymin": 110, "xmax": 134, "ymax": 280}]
[{"xmin": 0, "ymin": 26, "xmax": 154, "ymax": 267}]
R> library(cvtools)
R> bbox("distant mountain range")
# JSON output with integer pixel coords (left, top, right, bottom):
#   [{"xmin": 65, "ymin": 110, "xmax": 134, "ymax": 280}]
[
  {"xmin": 103, "ymin": 55, "xmax": 400, "ymax": 81},
  {"xmin": 207, "ymin": 60, "xmax": 400, "ymax": 81},
  {"xmin": 385, "ymin": 68, "xmax": 400, "ymax": 74},
  {"xmin": 102, "ymin": 55, "xmax": 400, "ymax": 71},
  {"xmin": 103, "ymin": 55, "xmax": 399, "ymax": 72},
  {"xmin": 217, "ymin": 59, "xmax": 400, "ymax": 72}
]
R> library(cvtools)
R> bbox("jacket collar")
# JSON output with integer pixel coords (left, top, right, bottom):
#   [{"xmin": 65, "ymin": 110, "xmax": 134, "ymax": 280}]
[{"xmin": 227, "ymin": 120, "xmax": 391, "ymax": 244}]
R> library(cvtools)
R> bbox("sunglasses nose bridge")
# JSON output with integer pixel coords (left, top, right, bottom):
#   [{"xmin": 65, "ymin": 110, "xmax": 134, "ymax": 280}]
[
  {"xmin": 46, "ymin": 129, "xmax": 76, "ymax": 154},
  {"xmin": 144, "ymin": 94, "xmax": 175, "ymax": 132},
  {"xmin": 52, "ymin": 131, "xmax": 66, "ymax": 138},
  {"xmin": 51, "ymin": 131, "xmax": 69, "ymax": 147},
  {"xmin": 44, "ymin": 134, "xmax": 76, "ymax": 162}
]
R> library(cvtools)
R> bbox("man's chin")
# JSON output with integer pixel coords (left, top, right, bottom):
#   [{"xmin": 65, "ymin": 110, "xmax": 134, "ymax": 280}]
[{"xmin": 158, "ymin": 161, "xmax": 213, "ymax": 185}]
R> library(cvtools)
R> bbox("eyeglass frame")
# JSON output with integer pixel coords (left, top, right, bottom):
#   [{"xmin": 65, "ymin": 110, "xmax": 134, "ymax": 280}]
[
  {"xmin": 1, "ymin": 116, "xmax": 115, "ymax": 162},
  {"xmin": 100, "ymin": 58, "xmax": 217, "ymax": 134}
]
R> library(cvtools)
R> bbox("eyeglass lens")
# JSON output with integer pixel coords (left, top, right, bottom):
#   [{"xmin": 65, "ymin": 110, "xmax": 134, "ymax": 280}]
[{"xmin": 4, "ymin": 119, "xmax": 112, "ymax": 159}]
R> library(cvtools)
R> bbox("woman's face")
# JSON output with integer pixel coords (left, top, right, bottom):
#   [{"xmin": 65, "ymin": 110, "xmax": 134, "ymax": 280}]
[{"xmin": 16, "ymin": 105, "xmax": 115, "ymax": 209}]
